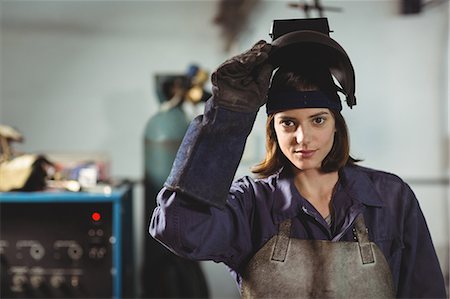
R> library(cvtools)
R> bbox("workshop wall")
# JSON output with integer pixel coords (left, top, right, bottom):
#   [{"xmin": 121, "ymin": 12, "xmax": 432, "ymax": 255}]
[{"xmin": 1, "ymin": 1, "xmax": 448, "ymax": 297}]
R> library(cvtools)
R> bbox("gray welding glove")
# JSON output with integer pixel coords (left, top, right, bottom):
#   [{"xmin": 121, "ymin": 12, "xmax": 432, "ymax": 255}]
[{"xmin": 211, "ymin": 40, "xmax": 274, "ymax": 113}]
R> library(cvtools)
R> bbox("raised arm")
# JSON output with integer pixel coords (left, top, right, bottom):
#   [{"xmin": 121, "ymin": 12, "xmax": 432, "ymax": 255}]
[{"xmin": 150, "ymin": 41, "xmax": 274, "ymax": 269}]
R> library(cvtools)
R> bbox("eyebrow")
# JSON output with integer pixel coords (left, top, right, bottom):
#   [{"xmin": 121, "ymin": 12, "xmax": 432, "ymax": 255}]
[
  {"xmin": 308, "ymin": 111, "xmax": 330, "ymax": 118},
  {"xmin": 276, "ymin": 111, "xmax": 330, "ymax": 120}
]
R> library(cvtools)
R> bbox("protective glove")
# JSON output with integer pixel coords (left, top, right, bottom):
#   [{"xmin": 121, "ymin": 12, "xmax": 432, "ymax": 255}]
[{"xmin": 211, "ymin": 40, "xmax": 274, "ymax": 113}]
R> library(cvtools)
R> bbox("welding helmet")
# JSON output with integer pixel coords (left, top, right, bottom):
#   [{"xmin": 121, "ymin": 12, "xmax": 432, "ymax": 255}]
[{"xmin": 267, "ymin": 18, "xmax": 356, "ymax": 113}]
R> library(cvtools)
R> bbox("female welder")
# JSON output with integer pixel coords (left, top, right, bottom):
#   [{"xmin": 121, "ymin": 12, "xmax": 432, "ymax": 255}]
[{"xmin": 149, "ymin": 18, "xmax": 447, "ymax": 298}]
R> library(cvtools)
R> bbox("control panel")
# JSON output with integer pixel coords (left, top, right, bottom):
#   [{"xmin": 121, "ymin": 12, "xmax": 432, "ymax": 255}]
[{"xmin": 0, "ymin": 189, "xmax": 134, "ymax": 298}]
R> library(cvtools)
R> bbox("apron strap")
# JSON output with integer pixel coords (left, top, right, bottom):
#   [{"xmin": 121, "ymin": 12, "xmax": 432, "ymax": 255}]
[
  {"xmin": 353, "ymin": 214, "xmax": 375, "ymax": 264},
  {"xmin": 271, "ymin": 214, "xmax": 375, "ymax": 265},
  {"xmin": 271, "ymin": 219, "xmax": 291, "ymax": 262}
]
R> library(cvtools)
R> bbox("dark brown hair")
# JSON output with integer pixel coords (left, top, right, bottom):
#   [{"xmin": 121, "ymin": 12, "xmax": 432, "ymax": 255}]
[{"xmin": 252, "ymin": 63, "xmax": 359, "ymax": 177}]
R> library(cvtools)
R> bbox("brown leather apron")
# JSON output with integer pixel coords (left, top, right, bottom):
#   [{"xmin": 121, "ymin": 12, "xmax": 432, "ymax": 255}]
[{"xmin": 241, "ymin": 214, "xmax": 395, "ymax": 298}]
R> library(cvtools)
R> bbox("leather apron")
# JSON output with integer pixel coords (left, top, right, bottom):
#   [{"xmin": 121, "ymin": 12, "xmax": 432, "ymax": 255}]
[{"xmin": 241, "ymin": 214, "xmax": 395, "ymax": 298}]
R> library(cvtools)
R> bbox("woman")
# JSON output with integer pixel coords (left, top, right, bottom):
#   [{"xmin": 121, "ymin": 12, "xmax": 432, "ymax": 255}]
[{"xmin": 150, "ymin": 20, "xmax": 447, "ymax": 298}]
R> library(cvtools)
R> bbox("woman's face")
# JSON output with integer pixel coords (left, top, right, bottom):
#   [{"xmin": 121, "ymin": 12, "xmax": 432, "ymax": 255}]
[{"xmin": 274, "ymin": 108, "xmax": 336, "ymax": 172}]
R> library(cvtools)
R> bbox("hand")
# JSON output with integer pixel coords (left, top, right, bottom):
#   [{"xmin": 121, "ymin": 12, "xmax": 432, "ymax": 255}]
[{"xmin": 211, "ymin": 40, "xmax": 274, "ymax": 113}]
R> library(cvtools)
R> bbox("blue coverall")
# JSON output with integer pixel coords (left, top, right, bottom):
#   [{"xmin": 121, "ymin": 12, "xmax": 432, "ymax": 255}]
[{"xmin": 150, "ymin": 102, "xmax": 447, "ymax": 298}]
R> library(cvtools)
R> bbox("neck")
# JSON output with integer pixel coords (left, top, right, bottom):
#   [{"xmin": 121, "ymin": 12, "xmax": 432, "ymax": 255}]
[{"xmin": 293, "ymin": 168, "xmax": 339, "ymax": 218}]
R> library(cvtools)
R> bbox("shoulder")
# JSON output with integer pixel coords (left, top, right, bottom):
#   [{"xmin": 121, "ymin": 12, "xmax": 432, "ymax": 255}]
[
  {"xmin": 225, "ymin": 173, "xmax": 283, "ymax": 225},
  {"xmin": 343, "ymin": 164, "xmax": 417, "ymax": 207},
  {"xmin": 230, "ymin": 172, "xmax": 280, "ymax": 196},
  {"xmin": 346, "ymin": 164, "xmax": 407, "ymax": 187}
]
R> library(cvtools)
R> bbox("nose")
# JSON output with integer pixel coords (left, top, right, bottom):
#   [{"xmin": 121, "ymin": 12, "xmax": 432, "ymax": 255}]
[{"xmin": 295, "ymin": 126, "xmax": 310, "ymax": 145}]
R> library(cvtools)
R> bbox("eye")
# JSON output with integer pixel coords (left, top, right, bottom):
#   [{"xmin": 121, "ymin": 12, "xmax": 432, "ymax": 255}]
[
  {"xmin": 280, "ymin": 119, "xmax": 295, "ymax": 127},
  {"xmin": 312, "ymin": 116, "xmax": 326, "ymax": 125}
]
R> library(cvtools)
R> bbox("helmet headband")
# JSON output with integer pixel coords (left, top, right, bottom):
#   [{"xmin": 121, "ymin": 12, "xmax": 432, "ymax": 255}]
[{"xmin": 266, "ymin": 90, "xmax": 342, "ymax": 115}]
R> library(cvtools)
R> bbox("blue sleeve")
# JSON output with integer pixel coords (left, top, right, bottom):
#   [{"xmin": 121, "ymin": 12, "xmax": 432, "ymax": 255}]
[
  {"xmin": 149, "ymin": 99, "xmax": 260, "ymax": 270},
  {"xmin": 397, "ymin": 183, "xmax": 447, "ymax": 298}
]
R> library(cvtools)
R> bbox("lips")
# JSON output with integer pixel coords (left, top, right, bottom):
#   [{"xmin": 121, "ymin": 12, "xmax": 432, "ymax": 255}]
[{"xmin": 294, "ymin": 149, "xmax": 316, "ymax": 158}]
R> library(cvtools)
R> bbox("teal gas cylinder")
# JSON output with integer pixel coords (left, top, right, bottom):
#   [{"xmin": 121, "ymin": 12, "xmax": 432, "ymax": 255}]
[
  {"xmin": 144, "ymin": 75, "xmax": 189, "ymax": 188},
  {"xmin": 144, "ymin": 103, "xmax": 189, "ymax": 188},
  {"xmin": 142, "ymin": 75, "xmax": 209, "ymax": 298}
]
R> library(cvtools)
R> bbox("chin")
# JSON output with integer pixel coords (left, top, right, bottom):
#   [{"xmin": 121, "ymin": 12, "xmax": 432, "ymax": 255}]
[{"xmin": 292, "ymin": 163, "xmax": 321, "ymax": 172}]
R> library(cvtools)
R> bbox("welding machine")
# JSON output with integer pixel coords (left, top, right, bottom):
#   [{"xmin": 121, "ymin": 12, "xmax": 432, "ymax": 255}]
[{"xmin": 0, "ymin": 186, "xmax": 134, "ymax": 298}]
